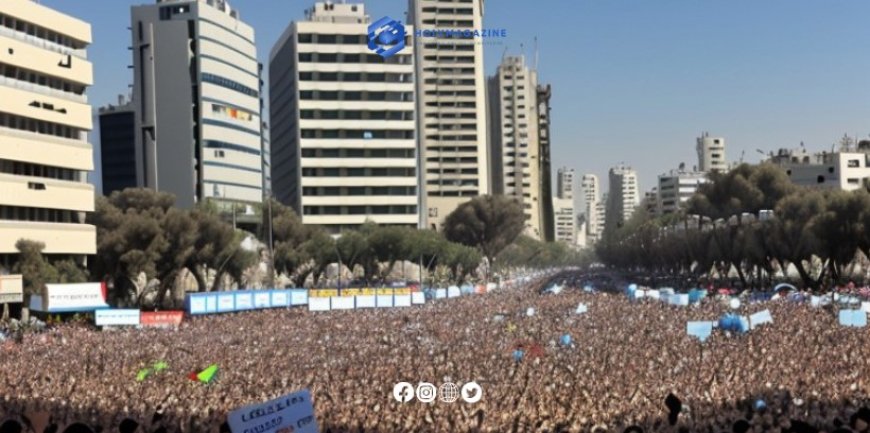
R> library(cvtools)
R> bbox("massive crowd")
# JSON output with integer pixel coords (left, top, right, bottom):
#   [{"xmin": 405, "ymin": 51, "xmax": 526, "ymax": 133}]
[{"xmin": 1, "ymin": 273, "xmax": 870, "ymax": 433}]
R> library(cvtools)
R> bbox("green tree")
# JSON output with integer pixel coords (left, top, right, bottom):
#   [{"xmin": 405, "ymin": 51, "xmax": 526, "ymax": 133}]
[
  {"xmin": 442, "ymin": 195, "xmax": 525, "ymax": 280},
  {"xmin": 13, "ymin": 240, "xmax": 58, "ymax": 322},
  {"xmin": 442, "ymin": 242, "xmax": 482, "ymax": 284}
]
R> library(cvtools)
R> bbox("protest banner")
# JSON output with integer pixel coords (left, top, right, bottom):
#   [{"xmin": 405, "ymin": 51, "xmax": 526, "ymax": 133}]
[
  {"xmin": 686, "ymin": 321, "xmax": 713, "ymax": 342},
  {"xmin": 749, "ymin": 310, "xmax": 773, "ymax": 330},
  {"xmin": 355, "ymin": 295, "xmax": 376, "ymax": 308},
  {"xmin": 95, "ymin": 309, "xmax": 140, "ymax": 327},
  {"xmin": 394, "ymin": 294, "xmax": 412, "ymax": 307},
  {"xmin": 839, "ymin": 310, "xmax": 867, "ymax": 327},
  {"xmin": 39, "ymin": 283, "xmax": 109, "ymax": 312},
  {"xmin": 140, "ymin": 311, "xmax": 184, "ymax": 327},
  {"xmin": 308, "ymin": 297, "xmax": 330, "ymax": 312},
  {"xmin": 447, "ymin": 286, "xmax": 461, "ymax": 298},
  {"xmin": 376, "ymin": 295, "xmax": 394, "ymax": 308},
  {"xmin": 435, "ymin": 289, "xmax": 447, "ymax": 299},
  {"xmin": 331, "ymin": 296, "xmax": 355, "ymax": 310},
  {"xmin": 227, "ymin": 389, "xmax": 317, "ymax": 433},
  {"xmin": 411, "ymin": 292, "xmax": 426, "ymax": 305}
]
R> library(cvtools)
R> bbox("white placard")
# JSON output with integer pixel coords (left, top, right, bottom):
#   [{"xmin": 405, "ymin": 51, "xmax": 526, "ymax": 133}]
[
  {"xmin": 290, "ymin": 290, "xmax": 308, "ymax": 306},
  {"xmin": 862, "ymin": 302, "xmax": 870, "ymax": 314},
  {"xmin": 447, "ymin": 286, "xmax": 461, "ymax": 298},
  {"xmin": 271, "ymin": 291, "xmax": 289, "ymax": 308},
  {"xmin": 435, "ymin": 289, "xmax": 447, "ymax": 299},
  {"xmin": 95, "ymin": 309, "xmax": 140, "ymax": 326},
  {"xmin": 376, "ymin": 295, "xmax": 394, "ymax": 308},
  {"xmin": 235, "ymin": 293, "xmax": 254, "ymax": 310},
  {"xmin": 331, "ymin": 296, "xmax": 355, "ymax": 310},
  {"xmin": 217, "ymin": 294, "xmax": 235, "ymax": 312},
  {"xmin": 254, "ymin": 292, "xmax": 271, "ymax": 308},
  {"xmin": 308, "ymin": 297, "xmax": 330, "ymax": 312},
  {"xmin": 411, "ymin": 292, "xmax": 426, "ymax": 305},
  {"xmin": 189, "ymin": 296, "xmax": 207, "ymax": 314},
  {"xmin": 648, "ymin": 290, "xmax": 660, "ymax": 300},
  {"xmin": 44, "ymin": 283, "xmax": 107, "ymax": 312},
  {"xmin": 356, "ymin": 295, "xmax": 376, "ymax": 308},
  {"xmin": 227, "ymin": 389, "xmax": 318, "ymax": 433},
  {"xmin": 205, "ymin": 295, "xmax": 218, "ymax": 313},
  {"xmin": 394, "ymin": 294, "xmax": 412, "ymax": 307}
]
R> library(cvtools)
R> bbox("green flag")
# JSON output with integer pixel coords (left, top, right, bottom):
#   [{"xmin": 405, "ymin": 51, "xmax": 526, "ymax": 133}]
[
  {"xmin": 197, "ymin": 364, "xmax": 218, "ymax": 383},
  {"xmin": 136, "ymin": 369, "xmax": 151, "ymax": 382},
  {"xmin": 153, "ymin": 361, "xmax": 168, "ymax": 372}
]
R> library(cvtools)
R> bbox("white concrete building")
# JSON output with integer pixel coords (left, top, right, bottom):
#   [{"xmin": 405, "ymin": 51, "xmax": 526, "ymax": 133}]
[
  {"xmin": 553, "ymin": 197, "xmax": 575, "ymax": 244},
  {"xmin": 697, "ymin": 132, "xmax": 727, "ymax": 174},
  {"xmin": 657, "ymin": 169, "xmax": 708, "ymax": 215},
  {"xmin": 409, "ymin": 0, "xmax": 489, "ymax": 231},
  {"xmin": 488, "ymin": 56, "xmax": 542, "ymax": 238},
  {"xmin": 606, "ymin": 165, "xmax": 639, "ymax": 229},
  {"xmin": 0, "ymin": 0, "xmax": 96, "ymax": 262},
  {"xmin": 270, "ymin": 2, "xmax": 418, "ymax": 233},
  {"xmin": 769, "ymin": 143, "xmax": 870, "ymax": 191},
  {"xmin": 581, "ymin": 174, "xmax": 602, "ymax": 244},
  {"xmin": 131, "ymin": 0, "xmax": 264, "ymax": 209},
  {"xmin": 557, "ymin": 167, "xmax": 574, "ymax": 200}
]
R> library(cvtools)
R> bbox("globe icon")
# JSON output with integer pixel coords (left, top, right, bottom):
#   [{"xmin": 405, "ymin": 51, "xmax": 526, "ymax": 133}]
[{"xmin": 439, "ymin": 382, "xmax": 459, "ymax": 403}]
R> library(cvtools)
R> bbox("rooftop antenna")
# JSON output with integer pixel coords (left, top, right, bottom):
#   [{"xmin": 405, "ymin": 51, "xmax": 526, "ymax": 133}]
[{"xmin": 534, "ymin": 36, "xmax": 539, "ymax": 70}]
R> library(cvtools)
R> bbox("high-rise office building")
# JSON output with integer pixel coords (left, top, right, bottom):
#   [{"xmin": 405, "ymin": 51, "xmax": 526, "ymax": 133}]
[
  {"xmin": 557, "ymin": 167, "xmax": 574, "ymax": 200},
  {"xmin": 657, "ymin": 169, "xmax": 708, "ymax": 215},
  {"xmin": 537, "ymin": 84, "xmax": 554, "ymax": 242},
  {"xmin": 488, "ymin": 56, "xmax": 543, "ymax": 239},
  {"xmin": 409, "ymin": 0, "xmax": 489, "ymax": 230},
  {"xmin": 553, "ymin": 197, "xmax": 575, "ymax": 244},
  {"xmin": 0, "ymin": 0, "xmax": 97, "ymax": 264},
  {"xmin": 99, "ymin": 95, "xmax": 136, "ymax": 196},
  {"xmin": 131, "ymin": 0, "xmax": 264, "ymax": 209},
  {"xmin": 697, "ymin": 132, "xmax": 727, "ymax": 173},
  {"xmin": 581, "ymin": 174, "xmax": 602, "ymax": 244},
  {"xmin": 552, "ymin": 167, "xmax": 575, "ymax": 245},
  {"xmin": 605, "ymin": 165, "xmax": 639, "ymax": 230},
  {"xmin": 270, "ymin": 2, "xmax": 418, "ymax": 232}
]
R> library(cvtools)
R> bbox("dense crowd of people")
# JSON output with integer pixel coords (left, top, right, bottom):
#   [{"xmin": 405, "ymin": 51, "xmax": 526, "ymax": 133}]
[{"xmin": 1, "ymin": 272, "xmax": 870, "ymax": 433}]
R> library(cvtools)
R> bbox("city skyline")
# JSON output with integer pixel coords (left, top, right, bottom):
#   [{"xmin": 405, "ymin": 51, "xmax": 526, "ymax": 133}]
[{"xmin": 40, "ymin": 0, "xmax": 870, "ymax": 203}]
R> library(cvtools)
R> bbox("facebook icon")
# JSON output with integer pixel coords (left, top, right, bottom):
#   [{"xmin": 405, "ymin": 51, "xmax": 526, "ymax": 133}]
[
  {"xmin": 393, "ymin": 382, "xmax": 415, "ymax": 403},
  {"xmin": 368, "ymin": 16, "xmax": 406, "ymax": 58}
]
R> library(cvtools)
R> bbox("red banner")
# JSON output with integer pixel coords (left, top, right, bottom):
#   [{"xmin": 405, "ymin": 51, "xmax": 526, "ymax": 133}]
[{"xmin": 140, "ymin": 311, "xmax": 184, "ymax": 327}]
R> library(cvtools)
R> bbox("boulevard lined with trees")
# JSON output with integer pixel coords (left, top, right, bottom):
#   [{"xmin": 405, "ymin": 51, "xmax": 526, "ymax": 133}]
[
  {"xmin": 596, "ymin": 163, "xmax": 870, "ymax": 290},
  {"xmin": 8, "ymin": 190, "xmax": 584, "ymax": 311}
]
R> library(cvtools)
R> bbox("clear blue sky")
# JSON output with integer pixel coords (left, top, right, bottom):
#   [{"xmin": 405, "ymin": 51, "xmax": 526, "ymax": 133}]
[{"xmin": 43, "ymin": 0, "xmax": 870, "ymax": 209}]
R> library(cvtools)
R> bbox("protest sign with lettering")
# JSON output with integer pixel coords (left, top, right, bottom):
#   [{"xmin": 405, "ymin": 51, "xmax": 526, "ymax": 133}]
[{"xmin": 227, "ymin": 389, "xmax": 317, "ymax": 433}]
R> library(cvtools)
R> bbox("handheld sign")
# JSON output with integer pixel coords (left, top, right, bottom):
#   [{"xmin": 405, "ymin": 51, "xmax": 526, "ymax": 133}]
[{"xmin": 228, "ymin": 389, "xmax": 318, "ymax": 433}]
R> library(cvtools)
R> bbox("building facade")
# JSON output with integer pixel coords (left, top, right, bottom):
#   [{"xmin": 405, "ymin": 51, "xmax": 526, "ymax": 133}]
[
  {"xmin": 409, "ymin": 0, "xmax": 489, "ymax": 230},
  {"xmin": 581, "ymin": 174, "xmax": 602, "ymax": 244},
  {"xmin": 768, "ymin": 143, "xmax": 870, "ymax": 191},
  {"xmin": 656, "ymin": 169, "xmax": 708, "ymax": 215},
  {"xmin": 0, "ymin": 0, "xmax": 96, "ymax": 262},
  {"xmin": 131, "ymin": 0, "xmax": 263, "ymax": 209},
  {"xmin": 605, "ymin": 165, "xmax": 639, "ymax": 230},
  {"xmin": 557, "ymin": 167, "xmax": 574, "ymax": 200},
  {"xmin": 537, "ymin": 84, "xmax": 554, "ymax": 242},
  {"xmin": 488, "ymin": 56, "xmax": 543, "ymax": 239},
  {"xmin": 553, "ymin": 197, "xmax": 575, "ymax": 244},
  {"xmin": 270, "ymin": 2, "xmax": 418, "ymax": 232},
  {"xmin": 697, "ymin": 132, "xmax": 727, "ymax": 173},
  {"xmin": 98, "ymin": 95, "xmax": 136, "ymax": 196}
]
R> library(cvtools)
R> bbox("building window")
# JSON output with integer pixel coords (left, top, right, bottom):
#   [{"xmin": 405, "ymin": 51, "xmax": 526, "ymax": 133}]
[
  {"xmin": 848, "ymin": 159, "xmax": 860, "ymax": 168},
  {"xmin": 847, "ymin": 178, "xmax": 860, "ymax": 185}
]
